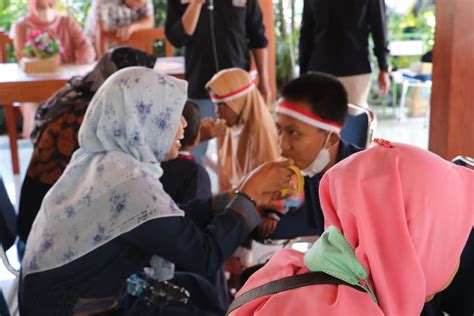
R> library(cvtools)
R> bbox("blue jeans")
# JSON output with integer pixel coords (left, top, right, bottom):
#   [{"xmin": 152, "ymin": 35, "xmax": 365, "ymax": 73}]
[{"xmin": 189, "ymin": 99, "xmax": 216, "ymax": 165}]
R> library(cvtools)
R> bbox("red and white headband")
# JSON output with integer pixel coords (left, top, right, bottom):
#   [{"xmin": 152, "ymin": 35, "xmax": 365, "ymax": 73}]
[
  {"xmin": 209, "ymin": 69, "xmax": 258, "ymax": 103},
  {"xmin": 275, "ymin": 101, "xmax": 342, "ymax": 134}
]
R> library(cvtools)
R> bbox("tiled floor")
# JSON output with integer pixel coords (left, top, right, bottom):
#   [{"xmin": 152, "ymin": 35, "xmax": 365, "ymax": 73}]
[{"xmin": 0, "ymin": 104, "xmax": 430, "ymax": 299}]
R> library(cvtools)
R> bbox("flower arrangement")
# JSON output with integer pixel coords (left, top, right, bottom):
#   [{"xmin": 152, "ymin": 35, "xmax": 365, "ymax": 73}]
[{"xmin": 21, "ymin": 30, "xmax": 63, "ymax": 59}]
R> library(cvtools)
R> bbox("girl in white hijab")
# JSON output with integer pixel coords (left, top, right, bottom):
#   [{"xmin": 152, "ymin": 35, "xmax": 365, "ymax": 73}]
[{"xmin": 20, "ymin": 67, "xmax": 293, "ymax": 316}]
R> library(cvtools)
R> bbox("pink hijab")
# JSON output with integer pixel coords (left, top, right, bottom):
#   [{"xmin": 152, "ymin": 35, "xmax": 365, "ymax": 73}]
[
  {"xmin": 232, "ymin": 142, "xmax": 474, "ymax": 315},
  {"xmin": 27, "ymin": 0, "xmax": 58, "ymax": 26},
  {"xmin": 12, "ymin": 0, "xmax": 95, "ymax": 64}
]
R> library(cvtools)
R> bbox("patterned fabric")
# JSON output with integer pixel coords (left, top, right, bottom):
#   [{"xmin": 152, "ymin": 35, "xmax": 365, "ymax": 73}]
[
  {"xmin": 23, "ymin": 67, "xmax": 188, "ymax": 277},
  {"xmin": 28, "ymin": 47, "xmax": 157, "ymax": 184},
  {"xmin": 85, "ymin": 0, "xmax": 153, "ymax": 38},
  {"xmin": 28, "ymin": 102, "xmax": 88, "ymax": 185}
]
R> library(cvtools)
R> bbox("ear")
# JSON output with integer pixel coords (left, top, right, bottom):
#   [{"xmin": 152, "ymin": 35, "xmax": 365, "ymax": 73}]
[
  {"xmin": 328, "ymin": 133, "xmax": 340, "ymax": 147},
  {"xmin": 193, "ymin": 129, "xmax": 201, "ymax": 147}
]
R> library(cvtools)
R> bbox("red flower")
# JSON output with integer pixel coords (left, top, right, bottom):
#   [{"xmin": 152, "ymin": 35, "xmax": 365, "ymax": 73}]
[{"xmin": 27, "ymin": 29, "xmax": 44, "ymax": 41}]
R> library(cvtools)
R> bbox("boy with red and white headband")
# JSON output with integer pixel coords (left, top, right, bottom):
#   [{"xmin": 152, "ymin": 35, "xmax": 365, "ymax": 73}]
[{"xmin": 272, "ymin": 72, "xmax": 362, "ymax": 237}]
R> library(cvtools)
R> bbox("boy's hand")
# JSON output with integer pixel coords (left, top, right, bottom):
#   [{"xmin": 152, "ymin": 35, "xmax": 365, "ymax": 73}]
[{"xmin": 258, "ymin": 217, "xmax": 278, "ymax": 238}]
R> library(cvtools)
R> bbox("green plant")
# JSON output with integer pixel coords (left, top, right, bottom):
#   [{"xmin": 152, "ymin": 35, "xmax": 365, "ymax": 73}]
[
  {"xmin": 153, "ymin": 0, "xmax": 166, "ymax": 27},
  {"xmin": 386, "ymin": 3, "xmax": 436, "ymax": 69},
  {"xmin": 0, "ymin": 0, "xmax": 27, "ymax": 31},
  {"xmin": 274, "ymin": 0, "xmax": 300, "ymax": 89}
]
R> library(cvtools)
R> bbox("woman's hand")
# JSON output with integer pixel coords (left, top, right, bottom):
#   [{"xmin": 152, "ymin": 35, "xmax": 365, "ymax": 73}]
[{"xmin": 239, "ymin": 159, "xmax": 294, "ymax": 207}]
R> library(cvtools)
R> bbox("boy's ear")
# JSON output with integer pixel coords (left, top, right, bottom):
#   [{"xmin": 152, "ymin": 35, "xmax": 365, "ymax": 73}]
[
  {"xmin": 193, "ymin": 130, "xmax": 202, "ymax": 147},
  {"xmin": 329, "ymin": 133, "xmax": 340, "ymax": 147}
]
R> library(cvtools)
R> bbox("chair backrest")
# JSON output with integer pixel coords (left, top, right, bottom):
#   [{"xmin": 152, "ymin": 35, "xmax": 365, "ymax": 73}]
[
  {"xmin": 102, "ymin": 28, "xmax": 174, "ymax": 57},
  {"xmin": 0, "ymin": 177, "xmax": 16, "ymax": 251},
  {"xmin": 452, "ymin": 156, "xmax": 474, "ymax": 169},
  {"xmin": 341, "ymin": 104, "xmax": 376, "ymax": 149},
  {"xmin": 0, "ymin": 177, "xmax": 19, "ymax": 279},
  {"xmin": 0, "ymin": 289, "xmax": 10, "ymax": 316},
  {"xmin": 0, "ymin": 30, "xmax": 13, "ymax": 63}
]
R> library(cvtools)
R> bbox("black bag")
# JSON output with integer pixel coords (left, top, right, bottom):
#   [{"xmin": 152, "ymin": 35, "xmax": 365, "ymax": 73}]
[{"xmin": 227, "ymin": 271, "xmax": 367, "ymax": 315}]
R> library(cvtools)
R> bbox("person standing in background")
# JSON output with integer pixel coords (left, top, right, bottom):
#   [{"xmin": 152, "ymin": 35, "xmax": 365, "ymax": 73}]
[
  {"xmin": 299, "ymin": 0, "xmax": 390, "ymax": 107},
  {"xmin": 165, "ymin": 0, "xmax": 271, "ymax": 164}
]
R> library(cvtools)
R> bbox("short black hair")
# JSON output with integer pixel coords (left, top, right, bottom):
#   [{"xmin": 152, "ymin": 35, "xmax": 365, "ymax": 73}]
[
  {"xmin": 181, "ymin": 101, "xmax": 201, "ymax": 147},
  {"xmin": 281, "ymin": 72, "xmax": 348, "ymax": 126}
]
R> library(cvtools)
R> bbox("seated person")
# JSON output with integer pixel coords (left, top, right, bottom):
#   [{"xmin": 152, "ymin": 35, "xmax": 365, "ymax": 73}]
[
  {"xmin": 19, "ymin": 67, "xmax": 294, "ymax": 316},
  {"xmin": 85, "ymin": 0, "xmax": 154, "ymax": 52},
  {"xmin": 160, "ymin": 100, "xmax": 230, "ymax": 310},
  {"xmin": 421, "ymin": 157, "xmax": 474, "ymax": 316},
  {"xmin": 206, "ymin": 68, "xmax": 280, "ymax": 191},
  {"xmin": 17, "ymin": 47, "xmax": 157, "ymax": 248},
  {"xmin": 11, "ymin": 0, "xmax": 96, "ymax": 138},
  {"xmin": 230, "ymin": 141, "xmax": 474, "ymax": 315},
  {"xmin": 11, "ymin": 0, "xmax": 95, "ymax": 64},
  {"xmin": 206, "ymin": 68, "xmax": 280, "ymax": 286},
  {"xmin": 271, "ymin": 72, "xmax": 361, "ymax": 239},
  {"xmin": 161, "ymin": 100, "xmax": 212, "ymax": 203}
]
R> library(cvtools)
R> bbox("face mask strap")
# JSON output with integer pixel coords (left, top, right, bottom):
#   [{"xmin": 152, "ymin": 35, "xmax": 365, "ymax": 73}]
[{"xmin": 322, "ymin": 132, "xmax": 332, "ymax": 150}]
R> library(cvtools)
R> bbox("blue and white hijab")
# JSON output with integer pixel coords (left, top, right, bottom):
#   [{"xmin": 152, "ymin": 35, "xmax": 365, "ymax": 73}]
[{"xmin": 23, "ymin": 67, "xmax": 188, "ymax": 277}]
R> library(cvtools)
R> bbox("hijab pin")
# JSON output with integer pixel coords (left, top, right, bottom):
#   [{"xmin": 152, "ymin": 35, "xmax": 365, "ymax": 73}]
[{"xmin": 373, "ymin": 138, "xmax": 393, "ymax": 148}]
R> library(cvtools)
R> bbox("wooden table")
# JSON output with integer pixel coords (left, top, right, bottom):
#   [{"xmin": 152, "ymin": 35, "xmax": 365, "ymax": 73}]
[{"xmin": 0, "ymin": 56, "xmax": 185, "ymax": 174}]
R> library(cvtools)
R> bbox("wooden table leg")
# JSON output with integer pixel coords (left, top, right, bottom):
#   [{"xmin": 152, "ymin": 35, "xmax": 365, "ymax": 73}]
[{"xmin": 4, "ymin": 104, "xmax": 20, "ymax": 175}]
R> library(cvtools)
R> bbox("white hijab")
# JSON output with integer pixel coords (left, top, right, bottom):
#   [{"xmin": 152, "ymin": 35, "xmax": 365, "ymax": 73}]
[{"xmin": 23, "ymin": 67, "xmax": 188, "ymax": 277}]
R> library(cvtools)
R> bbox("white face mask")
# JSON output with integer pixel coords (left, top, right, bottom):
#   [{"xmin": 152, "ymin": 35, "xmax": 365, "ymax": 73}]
[
  {"xmin": 37, "ymin": 8, "xmax": 56, "ymax": 23},
  {"xmin": 300, "ymin": 133, "xmax": 332, "ymax": 177}
]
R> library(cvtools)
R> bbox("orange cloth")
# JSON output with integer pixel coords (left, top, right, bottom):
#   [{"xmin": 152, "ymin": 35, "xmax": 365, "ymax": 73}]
[{"xmin": 206, "ymin": 68, "xmax": 279, "ymax": 190}]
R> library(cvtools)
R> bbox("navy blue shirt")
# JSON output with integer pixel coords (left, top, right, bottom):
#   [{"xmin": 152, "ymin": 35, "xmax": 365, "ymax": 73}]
[
  {"xmin": 20, "ymin": 194, "xmax": 260, "ymax": 316},
  {"xmin": 271, "ymin": 140, "xmax": 361, "ymax": 239},
  {"xmin": 161, "ymin": 155, "xmax": 212, "ymax": 204},
  {"xmin": 303, "ymin": 140, "xmax": 361, "ymax": 235}
]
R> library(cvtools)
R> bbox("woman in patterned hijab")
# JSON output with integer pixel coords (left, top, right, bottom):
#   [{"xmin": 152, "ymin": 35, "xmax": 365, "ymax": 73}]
[{"xmin": 17, "ymin": 47, "xmax": 157, "ymax": 246}]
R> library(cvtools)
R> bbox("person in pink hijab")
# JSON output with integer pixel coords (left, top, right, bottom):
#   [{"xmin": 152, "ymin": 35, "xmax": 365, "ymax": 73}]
[
  {"xmin": 11, "ymin": 0, "xmax": 96, "ymax": 138},
  {"xmin": 11, "ymin": 0, "xmax": 95, "ymax": 64},
  {"xmin": 230, "ymin": 141, "xmax": 474, "ymax": 315}
]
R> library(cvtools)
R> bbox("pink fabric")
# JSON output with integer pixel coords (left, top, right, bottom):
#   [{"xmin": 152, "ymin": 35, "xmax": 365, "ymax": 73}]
[
  {"xmin": 27, "ymin": 0, "xmax": 41, "ymax": 21},
  {"xmin": 232, "ymin": 143, "xmax": 474, "ymax": 315},
  {"xmin": 12, "ymin": 3, "xmax": 95, "ymax": 64}
]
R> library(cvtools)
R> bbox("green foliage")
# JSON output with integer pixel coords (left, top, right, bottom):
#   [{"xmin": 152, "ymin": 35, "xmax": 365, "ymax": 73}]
[
  {"xmin": 153, "ymin": 0, "xmax": 166, "ymax": 27},
  {"xmin": 0, "ymin": 0, "xmax": 27, "ymax": 31},
  {"xmin": 63, "ymin": 0, "xmax": 90, "ymax": 26},
  {"xmin": 274, "ymin": 0, "xmax": 299, "ymax": 89},
  {"xmin": 386, "ymin": 3, "xmax": 436, "ymax": 69}
]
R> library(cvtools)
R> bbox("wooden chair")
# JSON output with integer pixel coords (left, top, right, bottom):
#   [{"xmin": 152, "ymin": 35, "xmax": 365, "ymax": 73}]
[
  {"xmin": 99, "ymin": 27, "xmax": 174, "ymax": 57},
  {"xmin": 0, "ymin": 30, "xmax": 21, "ymax": 175},
  {"xmin": 0, "ymin": 29, "xmax": 13, "ymax": 63}
]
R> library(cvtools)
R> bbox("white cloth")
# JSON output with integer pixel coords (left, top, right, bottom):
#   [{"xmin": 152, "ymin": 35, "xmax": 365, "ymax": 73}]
[{"xmin": 23, "ymin": 67, "xmax": 188, "ymax": 276}]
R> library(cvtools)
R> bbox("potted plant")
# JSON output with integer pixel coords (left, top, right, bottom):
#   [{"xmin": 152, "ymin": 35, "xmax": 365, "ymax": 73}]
[{"xmin": 20, "ymin": 30, "xmax": 62, "ymax": 73}]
